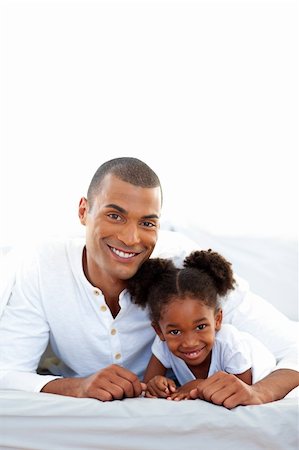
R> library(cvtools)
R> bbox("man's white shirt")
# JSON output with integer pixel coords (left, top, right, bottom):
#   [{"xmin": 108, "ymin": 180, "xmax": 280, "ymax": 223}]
[{"xmin": 0, "ymin": 231, "xmax": 297, "ymax": 392}]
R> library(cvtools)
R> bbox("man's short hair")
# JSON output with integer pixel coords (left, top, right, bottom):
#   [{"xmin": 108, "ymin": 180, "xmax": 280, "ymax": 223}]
[{"xmin": 87, "ymin": 157, "xmax": 162, "ymax": 206}]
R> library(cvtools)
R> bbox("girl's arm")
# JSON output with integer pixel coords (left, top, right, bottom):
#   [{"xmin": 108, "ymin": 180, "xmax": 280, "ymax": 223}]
[
  {"xmin": 143, "ymin": 354, "xmax": 166, "ymax": 383},
  {"xmin": 143, "ymin": 354, "xmax": 177, "ymax": 398}
]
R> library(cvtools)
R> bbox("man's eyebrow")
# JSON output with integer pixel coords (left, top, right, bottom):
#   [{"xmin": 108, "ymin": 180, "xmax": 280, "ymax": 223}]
[
  {"xmin": 104, "ymin": 204, "xmax": 160, "ymax": 219},
  {"xmin": 142, "ymin": 214, "xmax": 160, "ymax": 220},
  {"xmin": 105, "ymin": 204, "xmax": 127, "ymax": 214}
]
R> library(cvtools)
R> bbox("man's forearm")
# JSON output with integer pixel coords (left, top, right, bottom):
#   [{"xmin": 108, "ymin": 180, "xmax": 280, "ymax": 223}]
[
  {"xmin": 41, "ymin": 377, "xmax": 84, "ymax": 397},
  {"xmin": 253, "ymin": 369, "xmax": 299, "ymax": 403},
  {"xmin": 41, "ymin": 365, "xmax": 146, "ymax": 401}
]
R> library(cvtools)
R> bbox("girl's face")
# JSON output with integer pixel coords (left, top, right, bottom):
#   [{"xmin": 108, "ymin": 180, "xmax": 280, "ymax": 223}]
[{"xmin": 153, "ymin": 297, "xmax": 222, "ymax": 367}]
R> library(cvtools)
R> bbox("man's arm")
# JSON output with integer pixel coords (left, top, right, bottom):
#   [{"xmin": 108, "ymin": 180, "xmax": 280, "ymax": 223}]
[
  {"xmin": 41, "ymin": 364, "xmax": 146, "ymax": 401},
  {"xmin": 189, "ymin": 369, "xmax": 299, "ymax": 409}
]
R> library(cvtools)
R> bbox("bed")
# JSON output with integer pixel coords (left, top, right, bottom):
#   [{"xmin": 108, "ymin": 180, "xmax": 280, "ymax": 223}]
[
  {"xmin": 0, "ymin": 229, "xmax": 298, "ymax": 450},
  {"xmin": 0, "ymin": 390, "xmax": 298, "ymax": 450}
]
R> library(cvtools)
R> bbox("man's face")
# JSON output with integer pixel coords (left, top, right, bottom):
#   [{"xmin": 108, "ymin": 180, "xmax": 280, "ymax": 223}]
[{"xmin": 79, "ymin": 173, "xmax": 161, "ymax": 287}]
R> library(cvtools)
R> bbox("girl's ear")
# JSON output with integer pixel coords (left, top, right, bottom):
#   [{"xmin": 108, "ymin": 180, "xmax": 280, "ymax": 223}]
[
  {"xmin": 215, "ymin": 308, "xmax": 223, "ymax": 331},
  {"xmin": 152, "ymin": 321, "xmax": 165, "ymax": 341}
]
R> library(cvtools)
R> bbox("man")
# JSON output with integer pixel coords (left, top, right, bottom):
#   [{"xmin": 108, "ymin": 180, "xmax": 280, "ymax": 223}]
[{"xmin": 0, "ymin": 157, "xmax": 298, "ymax": 408}]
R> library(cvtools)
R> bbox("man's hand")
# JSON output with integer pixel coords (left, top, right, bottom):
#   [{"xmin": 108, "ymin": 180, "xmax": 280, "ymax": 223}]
[
  {"xmin": 189, "ymin": 371, "xmax": 267, "ymax": 409},
  {"xmin": 189, "ymin": 369, "xmax": 299, "ymax": 409},
  {"xmin": 145, "ymin": 375, "xmax": 177, "ymax": 398},
  {"xmin": 41, "ymin": 364, "xmax": 146, "ymax": 401}
]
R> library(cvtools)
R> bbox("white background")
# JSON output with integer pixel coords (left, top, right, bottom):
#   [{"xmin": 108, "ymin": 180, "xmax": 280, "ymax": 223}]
[{"xmin": 0, "ymin": 0, "xmax": 298, "ymax": 247}]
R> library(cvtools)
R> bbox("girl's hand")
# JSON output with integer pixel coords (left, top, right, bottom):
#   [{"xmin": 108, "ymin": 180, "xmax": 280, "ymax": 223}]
[
  {"xmin": 145, "ymin": 376, "xmax": 177, "ymax": 398},
  {"xmin": 167, "ymin": 380, "xmax": 202, "ymax": 401}
]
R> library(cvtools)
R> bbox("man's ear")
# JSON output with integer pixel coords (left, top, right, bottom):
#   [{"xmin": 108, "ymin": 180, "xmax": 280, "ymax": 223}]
[
  {"xmin": 78, "ymin": 197, "xmax": 88, "ymax": 225},
  {"xmin": 215, "ymin": 308, "xmax": 223, "ymax": 331},
  {"xmin": 151, "ymin": 321, "xmax": 165, "ymax": 341}
]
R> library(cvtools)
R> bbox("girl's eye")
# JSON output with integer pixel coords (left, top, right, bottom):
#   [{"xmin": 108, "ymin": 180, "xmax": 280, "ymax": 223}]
[
  {"xmin": 169, "ymin": 330, "xmax": 181, "ymax": 336},
  {"xmin": 196, "ymin": 324, "xmax": 206, "ymax": 330}
]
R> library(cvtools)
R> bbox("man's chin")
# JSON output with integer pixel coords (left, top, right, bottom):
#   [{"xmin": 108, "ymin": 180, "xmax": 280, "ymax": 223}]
[
  {"xmin": 115, "ymin": 256, "xmax": 149, "ymax": 281},
  {"xmin": 116, "ymin": 267, "xmax": 139, "ymax": 281}
]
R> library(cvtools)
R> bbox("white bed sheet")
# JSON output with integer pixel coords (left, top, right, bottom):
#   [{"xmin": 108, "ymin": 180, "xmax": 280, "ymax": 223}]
[{"xmin": 0, "ymin": 390, "xmax": 298, "ymax": 450}]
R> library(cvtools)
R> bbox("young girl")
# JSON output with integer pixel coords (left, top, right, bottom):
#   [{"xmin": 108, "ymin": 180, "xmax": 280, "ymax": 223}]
[{"xmin": 128, "ymin": 249, "xmax": 276, "ymax": 400}]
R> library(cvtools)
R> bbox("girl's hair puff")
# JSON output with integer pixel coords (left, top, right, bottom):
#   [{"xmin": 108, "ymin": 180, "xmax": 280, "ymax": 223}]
[
  {"xmin": 183, "ymin": 249, "xmax": 235, "ymax": 297},
  {"xmin": 128, "ymin": 258, "xmax": 179, "ymax": 321},
  {"xmin": 128, "ymin": 249, "xmax": 235, "ymax": 322}
]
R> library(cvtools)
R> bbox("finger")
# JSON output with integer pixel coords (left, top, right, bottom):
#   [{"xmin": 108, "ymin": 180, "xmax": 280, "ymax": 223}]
[
  {"xmin": 145, "ymin": 391, "xmax": 157, "ymax": 399},
  {"xmin": 222, "ymin": 393, "xmax": 242, "ymax": 410},
  {"xmin": 189, "ymin": 388, "xmax": 198, "ymax": 399},
  {"xmin": 110, "ymin": 366, "xmax": 143, "ymax": 398},
  {"xmin": 90, "ymin": 388, "xmax": 114, "ymax": 402},
  {"xmin": 148, "ymin": 378, "xmax": 170, "ymax": 397},
  {"xmin": 147, "ymin": 383, "xmax": 164, "ymax": 397},
  {"xmin": 151, "ymin": 385, "xmax": 169, "ymax": 398},
  {"xmin": 167, "ymin": 393, "xmax": 185, "ymax": 401},
  {"xmin": 103, "ymin": 374, "xmax": 134, "ymax": 398},
  {"xmin": 156, "ymin": 377, "xmax": 170, "ymax": 393},
  {"xmin": 104, "ymin": 367, "xmax": 144, "ymax": 398},
  {"xmin": 198, "ymin": 377, "xmax": 243, "ymax": 406},
  {"xmin": 196, "ymin": 376, "xmax": 228, "ymax": 402},
  {"xmin": 222, "ymin": 386, "xmax": 256, "ymax": 409},
  {"xmin": 140, "ymin": 382, "xmax": 147, "ymax": 392},
  {"xmin": 168, "ymin": 380, "xmax": 177, "ymax": 392}
]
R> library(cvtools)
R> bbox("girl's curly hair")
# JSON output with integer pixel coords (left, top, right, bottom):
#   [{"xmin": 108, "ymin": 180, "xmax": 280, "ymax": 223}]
[{"xmin": 127, "ymin": 249, "xmax": 235, "ymax": 322}]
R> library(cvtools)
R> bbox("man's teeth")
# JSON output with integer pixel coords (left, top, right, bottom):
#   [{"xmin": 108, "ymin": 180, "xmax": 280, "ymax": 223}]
[{"xmin": 111, "ymin": 247, "xmax": 136, "ymax": 259}]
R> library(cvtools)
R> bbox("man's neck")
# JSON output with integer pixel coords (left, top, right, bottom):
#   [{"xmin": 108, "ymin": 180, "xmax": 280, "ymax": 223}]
[{"xmin": 82, "ymin": 246, "xmax": 126, "ymax": 318}]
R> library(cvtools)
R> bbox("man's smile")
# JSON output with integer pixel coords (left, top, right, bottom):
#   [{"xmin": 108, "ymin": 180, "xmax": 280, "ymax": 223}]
[{"xmin": 108, "ymin": 245, "xmax": 140, "ymax": 260}]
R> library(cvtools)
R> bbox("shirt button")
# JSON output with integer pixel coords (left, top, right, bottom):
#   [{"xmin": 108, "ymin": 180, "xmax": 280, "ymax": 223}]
[
  {"xmin": 94, "ymin": 289, "xmax": 100, "ymax": 296},
  {"xmin": 100, "ymin": 305, "xmax": 107, "ymax": 312},
  {"xmin": 115, "ymin": 353, "xmax": 121, "ymax": 360},
  {"xmin": 111, "ymin": 328, "xmax": 117, "ymax": 335}
]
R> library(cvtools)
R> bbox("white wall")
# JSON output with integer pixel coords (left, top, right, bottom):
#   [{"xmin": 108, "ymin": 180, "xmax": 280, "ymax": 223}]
[{"xmin": 0, "ymin": 0, "xmax": 298, "ymax": 247}]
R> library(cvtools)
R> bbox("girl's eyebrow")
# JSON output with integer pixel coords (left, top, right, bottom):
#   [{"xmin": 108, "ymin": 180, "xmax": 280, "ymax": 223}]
[
  {"xmin": 166, "ymin": 323, "xmax": 180, "ymax": 329},
  {"xmin": 166, "ymin": 317, "xmax": 208, "ymax": 329},
  {"xmin": 194, "ymin": 317, "xmax": 208, "ymax": 323},
  {"xmin": 105, "ymin": 203, "xmax": 160, "ymax": 219}
]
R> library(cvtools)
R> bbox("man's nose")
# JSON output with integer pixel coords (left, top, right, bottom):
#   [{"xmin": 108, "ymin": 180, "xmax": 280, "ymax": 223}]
[{"xmin": 117, "ymin": 222, "xmax": 141, "ymax": 247}]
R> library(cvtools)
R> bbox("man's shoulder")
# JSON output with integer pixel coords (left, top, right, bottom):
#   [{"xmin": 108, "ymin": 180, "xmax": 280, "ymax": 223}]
[
  {"xmin": 152, "ymin": 230, "xmax": 199, "ymax": 261},
  {"xmin": 215, "ymin": 324, "xmax": 242, "ymax": 346},
  {"xmin": 14, "ymin": 236, "xmax": 85, "ymax": 267}
]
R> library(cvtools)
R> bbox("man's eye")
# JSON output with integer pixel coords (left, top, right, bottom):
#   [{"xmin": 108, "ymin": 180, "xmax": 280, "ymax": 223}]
[
  {"xmin": 196, "ymin": 324, "xmax": 206, "ymax": 330},
  {"xmin": 169, "ymin": 330, "xmax": 181, "ymax": 336},
  {"xmin": 141, "ymin": 221, "xmax": 155, "ymax": 228},
  {"xmin": 108, "ymin": 213, "xmax": 121, "ymax": 221}
]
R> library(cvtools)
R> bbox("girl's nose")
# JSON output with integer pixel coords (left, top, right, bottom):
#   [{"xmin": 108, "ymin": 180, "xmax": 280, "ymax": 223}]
[{"xmin": 182, "ymin": 333, "xmax": 198, "ymax": 348}]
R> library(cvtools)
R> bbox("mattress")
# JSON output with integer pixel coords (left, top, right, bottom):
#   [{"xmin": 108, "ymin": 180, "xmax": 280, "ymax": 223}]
[{"xmin": 0, "ymin": 390, "xmax": 298, "ymax": 450}]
